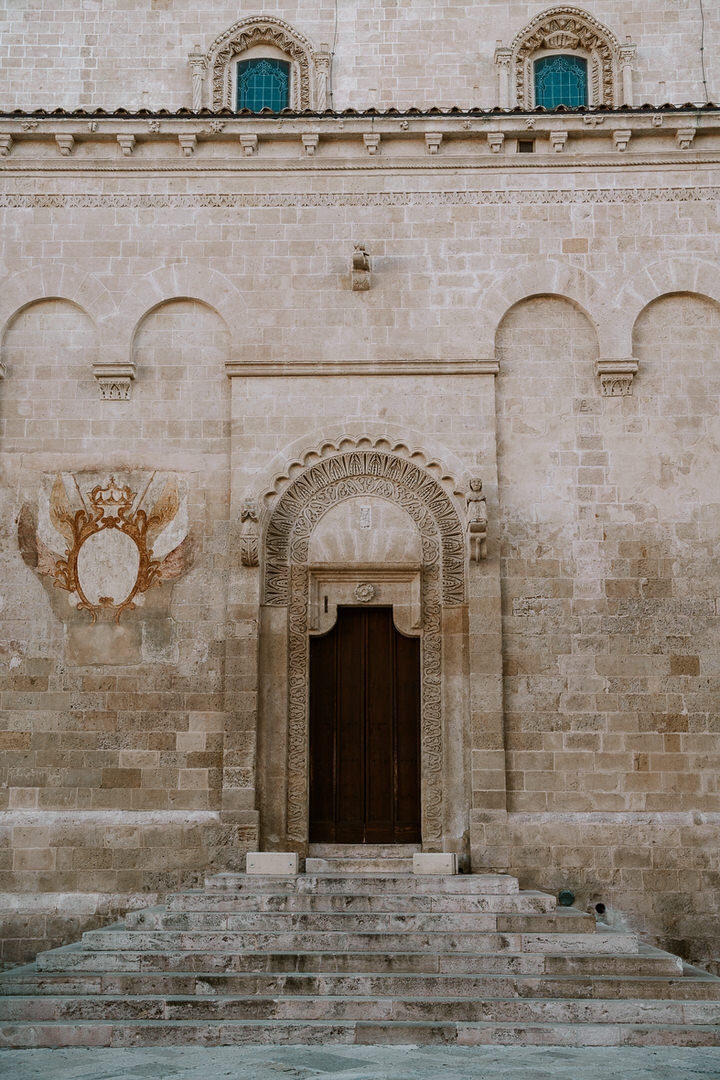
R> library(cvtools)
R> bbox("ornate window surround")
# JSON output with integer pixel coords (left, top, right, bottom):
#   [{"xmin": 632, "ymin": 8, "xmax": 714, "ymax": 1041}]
[
  {"xmin": 188, "ymin": 17, "xmax": 331, "ymax": 112},
  {"xmin": 494, "ymin": 7, "xmax": 636, "ymax": 110}
]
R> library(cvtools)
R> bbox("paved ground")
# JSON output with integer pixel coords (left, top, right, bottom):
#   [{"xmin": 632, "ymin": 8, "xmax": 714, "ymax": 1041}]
[{"xmin": 1, "ymin": 1046, "xmax": 719, "ymax": 1080}]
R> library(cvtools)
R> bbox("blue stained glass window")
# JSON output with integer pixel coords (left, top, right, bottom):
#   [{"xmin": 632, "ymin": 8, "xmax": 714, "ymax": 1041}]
[
  {"xmin": 534, "ymin": 54, "xmax": 588, "ymax": 108},
  {"xmin": 237, "ymin": 58, "xmax": 290, "ymax": 112}
]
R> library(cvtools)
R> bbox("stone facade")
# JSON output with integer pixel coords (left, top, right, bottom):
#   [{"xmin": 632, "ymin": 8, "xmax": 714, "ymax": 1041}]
[{"xmin": 0, "ymin": 1, "xmax": 719, "ymax": 975}]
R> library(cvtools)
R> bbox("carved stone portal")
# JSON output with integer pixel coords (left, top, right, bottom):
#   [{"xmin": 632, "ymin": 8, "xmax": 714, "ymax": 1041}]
[{"xmin": 262, "ymin": 447, "xmax": 466, "ymax": 848}]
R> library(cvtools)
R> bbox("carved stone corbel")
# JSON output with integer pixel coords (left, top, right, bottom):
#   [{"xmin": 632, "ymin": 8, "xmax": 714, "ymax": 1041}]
[
  {"xmin": 351, "ymin": 243, "xmax": 371, "ymax": 291},
  {"xmin": 466, "ymin": 477, "xmax": 488, "ymax": 562},
  {"xmin": 595, "ymin": 358, "xmax": 639, "ymax": 397},
  {"xmin": 92, "ymin": 362, "xmax": 136, "ymax": 401},
  {"xmin": 240, "ymin": 499, "xmax": 260, "ymax": 567}
]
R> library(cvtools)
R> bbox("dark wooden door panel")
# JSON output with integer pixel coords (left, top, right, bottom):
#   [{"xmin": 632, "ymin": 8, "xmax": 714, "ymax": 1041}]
[{"xmin": 309, "ymin": 606, "xmax": 421, "ymax": 844}]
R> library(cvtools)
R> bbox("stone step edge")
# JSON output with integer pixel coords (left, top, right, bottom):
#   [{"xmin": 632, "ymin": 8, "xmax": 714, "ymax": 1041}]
[
  {"xmin": 4, "ymin": 993, "xmax": 718, "ymax": 1006},
  {"xmin": 5, "ymin": 971, "xmax": 711, "ymax": 989},
  {"xmin": 2, "ymin": 1018, "xmax": 718, "ymax": 1032}
]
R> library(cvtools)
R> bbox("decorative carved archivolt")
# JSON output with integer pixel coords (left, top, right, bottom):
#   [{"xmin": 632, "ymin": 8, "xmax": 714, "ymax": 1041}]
[
  {"xmin": 263, "ymin": 450, "xmax": 465, "ymax": 607},
  {"xmin": 206, "ymin": 17, "xmax": 319, "ymax": 112},
  {"xmin": 263, "ymin": 444, "xmax": 465, "ymax": 846},
  {"xmin": 510, "ymin": 7, "xmax": 622, "ymax": 108},
  {"xmin": 18, "ymin": 474, "xmax": 195, "ymax": 623}
]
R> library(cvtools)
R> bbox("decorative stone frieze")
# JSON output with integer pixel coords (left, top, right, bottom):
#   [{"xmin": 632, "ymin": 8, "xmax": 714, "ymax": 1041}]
[
  {"xmin": 93, "ymin": 362, "xmax": 136, "ymax": 401},
  {"xmin": 595, "ymin": 358, "xmax": 639, "ymax": 396}
]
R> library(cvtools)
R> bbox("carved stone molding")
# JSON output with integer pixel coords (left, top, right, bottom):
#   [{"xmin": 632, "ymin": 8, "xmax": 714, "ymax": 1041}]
[
  {"xmin": 93, "ymin": 362, "xmax": 136, "ymax": 401},
  {"xmin": 263, "ymin": 445, "xmax": 465, "ymax": 848},
  {"xmin": 511, "ymin": 7, "xmax": 622, "ymax": 108},
  {"xmin": 596, "ymin": 357, "xmax": 639, "ymax": 396},
  {"xmin": 207, "ymin": 17, "xmax": 317, "ymax": 111},
  {"xmin": 239, "ymin": 498, "xmax": 260, "ymax": 567}
]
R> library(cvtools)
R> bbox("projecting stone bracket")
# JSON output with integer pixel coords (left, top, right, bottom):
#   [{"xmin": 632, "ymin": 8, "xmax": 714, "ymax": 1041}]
[
  {"xmin": 93, "ymin": 362, "xmax": 137, "ymax": 400},
  {"xmin": 595, "ymin": 358, "xmax": 639, "ymax": 397}
]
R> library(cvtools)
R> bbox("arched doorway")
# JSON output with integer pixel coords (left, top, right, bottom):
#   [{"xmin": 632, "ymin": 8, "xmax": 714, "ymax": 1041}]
[{"xmin": 309, "ymin": 606, "xmax": 421, "ymax": 844}]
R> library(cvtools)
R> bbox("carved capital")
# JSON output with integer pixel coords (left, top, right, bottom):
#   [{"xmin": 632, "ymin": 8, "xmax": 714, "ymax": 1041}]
[
  {"xmin": 93, "ymin": 362, "xmax": 136, "ymax": 401},
  {"xmin": 493, "ymin": 46, "xmax": 512, "ymax": 68},
  {"xmin": 596, "ymin": 358, "xmax": 638, "ymax": 397}
]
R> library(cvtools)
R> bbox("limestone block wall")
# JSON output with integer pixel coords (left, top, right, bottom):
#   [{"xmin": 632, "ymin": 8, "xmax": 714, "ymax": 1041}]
[
  {"xmin": 0, "ymin": 145, "xmax": 719, "ymax": 969},
  {"xmin": 0, "ymin": 1, "xmax": 715, "ymax": 111}
]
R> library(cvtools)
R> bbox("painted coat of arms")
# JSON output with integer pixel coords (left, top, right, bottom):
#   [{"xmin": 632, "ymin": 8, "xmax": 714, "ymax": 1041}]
[{"xmin": 18, "ymin": 473, "xmax": 195, "ymax": 623}]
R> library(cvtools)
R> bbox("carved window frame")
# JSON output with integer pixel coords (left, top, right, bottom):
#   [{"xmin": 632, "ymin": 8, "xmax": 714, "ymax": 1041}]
[
  {"xmin": 261, "ymin": 448, "xmax": 466, "ymax": 848},
  {"xmin": 206, "ymin": 17, "xmax": 318, "ymax": 112},
  {"xmin": 510, "ymin": 7, "xmax": 622, "ymax": 109}
]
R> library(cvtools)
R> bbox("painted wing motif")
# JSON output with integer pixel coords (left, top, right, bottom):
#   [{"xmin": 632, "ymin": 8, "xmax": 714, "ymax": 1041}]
[
  {"xmin": 157, "ymin": 534, "xmax": 196, "ymax": 581},
  {"xmin": 49, "ymin": 475, "xmax": 75, "ymax": 543},
  {"xmin": 18, "ymin": 503, "xmax": 61, "ymax": 576},
  {"xmin": 146, "ymin": 478, "xmax": 180, "ymax": 546}
]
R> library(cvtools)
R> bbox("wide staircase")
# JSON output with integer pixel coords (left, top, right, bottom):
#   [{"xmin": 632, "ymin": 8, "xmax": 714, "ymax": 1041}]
[{"xmin": 1, "ymin": 846, "xmax": 719, "ymax": 1047}]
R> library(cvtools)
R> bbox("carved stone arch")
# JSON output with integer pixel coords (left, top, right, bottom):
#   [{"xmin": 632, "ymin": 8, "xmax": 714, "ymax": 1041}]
[
  {"xmin": 258, "ymin": 429, "xmax": 468, "ymax": 507},
  {"xmin": 114, "ymin": 264, "xmax": 245, "ymax": 360},
  {"xmin": 510, "ymin": 6, "xmax": 622, "ymax": 108},
  {"xmin": 483, "ymin": 261, "xmax": 607, "ymax": 360},
  {"xmin": 0, "ymin": 264, "xmax": 115, "ymax": 345},
  {"xmin": 263, "ymin": 448, "xmax": 466, "ymax": 608},
  {"xmin": 261, "ymin": 444, "xmax": 467, "ymax": 847},
  {"xmin": 206, "ymin": 16, "xmax": 324, "ymax": 111},
  {"xmin": 614, "ymin": 258, "xmax": 720, "ymax": 358}
]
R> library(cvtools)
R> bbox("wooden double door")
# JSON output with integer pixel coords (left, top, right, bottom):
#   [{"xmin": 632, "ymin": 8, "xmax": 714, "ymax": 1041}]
[{"xmin": 309, "ymin": 607, "xmax": 421, "ymax": 844}]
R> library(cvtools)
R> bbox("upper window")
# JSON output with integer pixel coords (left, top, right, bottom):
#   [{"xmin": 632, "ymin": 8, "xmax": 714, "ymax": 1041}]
[
  {"xmin": 237, "ymin": 57, "xmax": 290, "ymax": 112},
  {"xmin": 501, "ymin": 7, "xmax": 629, "ymax": 110},
  {"xmin": 534, "ymin": 54, "xmax": 588, "ymax": 108},
  {"xmin": 199, "ymin": 16, "xmax": 329, "ymax": 113}
]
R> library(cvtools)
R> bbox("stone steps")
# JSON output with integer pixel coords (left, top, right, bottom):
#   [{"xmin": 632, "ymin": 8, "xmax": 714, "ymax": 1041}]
[
  {"xmin": 1, "ymin": 993, "xmax": 719, "ymax": 1025},
  {"xmin": 1, "ymin": 1018, "xmax": 718, "ymax": 1048},
  {"xmin": 75, "ymin": 927, "xmax": 638, "ymax": 956},
  {"xmin": 2, "ymin": 866, "xmax": 719, "ymax": 1048},
  {"xmin": 32, "ymin": 944, "xmax": 681, "ymax": 975},
  {"xmin": 165, "ymin": 890, "xmax": 556, "ymax": 914},
  {"xmin": 2, "ymin": 971, "xmax": 719, "ymax": 1001},
  {"xmin": 205, "ymin": 873, "xmax": 520, "ymax": 894},
  {"xmin": 124, "ymin": 909, "xmax": 595, "ymax": 934}
]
